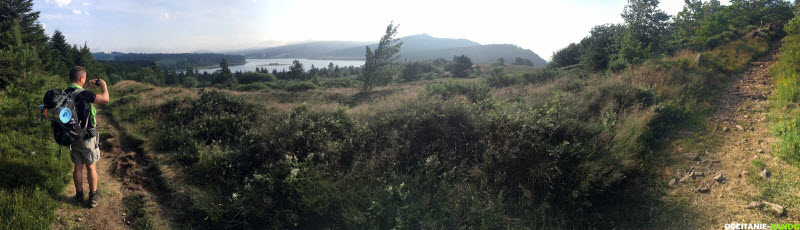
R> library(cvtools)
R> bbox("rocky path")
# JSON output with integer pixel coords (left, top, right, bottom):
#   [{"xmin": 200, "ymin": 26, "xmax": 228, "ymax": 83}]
[
  {"xmin": 662, "ymin": 44, "xmax": 800, "ymax": 227},
  {"xmin": 53, "ymin": 111, "xmax": 170, "ymax": 229}
]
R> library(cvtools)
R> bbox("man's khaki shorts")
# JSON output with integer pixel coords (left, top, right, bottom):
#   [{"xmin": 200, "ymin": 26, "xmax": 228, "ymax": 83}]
[{"xmin": 70, "ymin": 136, "xmax": 100, "ymax": 165}]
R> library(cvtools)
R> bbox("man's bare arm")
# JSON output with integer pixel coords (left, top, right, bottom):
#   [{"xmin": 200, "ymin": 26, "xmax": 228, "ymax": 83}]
[{"xmin": 92, "ymin": 79, "xmax": 110, "ymax": 104}]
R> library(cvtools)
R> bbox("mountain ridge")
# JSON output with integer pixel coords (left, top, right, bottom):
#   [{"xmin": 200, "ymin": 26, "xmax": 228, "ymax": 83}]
[{"xmin": 230, "ymin": 34, "xmax": 547, "ymax": 66}]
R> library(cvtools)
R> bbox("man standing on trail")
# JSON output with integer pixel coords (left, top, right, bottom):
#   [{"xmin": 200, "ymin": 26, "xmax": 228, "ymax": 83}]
[{"xmin": 66, "ymin": 66, "xmax": 110, "ymax": 208}]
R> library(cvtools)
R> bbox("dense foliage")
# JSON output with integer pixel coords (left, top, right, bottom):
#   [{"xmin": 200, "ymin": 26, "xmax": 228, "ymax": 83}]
[
  {"xmin": 771, "ymin": 14, "xmax": 800, "ymax": 166},
  {"xmin": 0, "ymin": 0, "xmax": 794, "ymax": 229},
  {"xmin": 548, "ymin": 0, "xmax": 794, "ymax": 72},
  {"xmin": 0, "ymin": 4, "xmax": 75, "ymax": 228},
  {"xmin": 103, "ymin": 5, "xmax": 780, "ymax": 228}
]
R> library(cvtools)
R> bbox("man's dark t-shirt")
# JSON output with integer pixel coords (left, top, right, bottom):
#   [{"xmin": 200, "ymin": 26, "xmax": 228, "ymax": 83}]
[{"xmin": 64, "ymin": 87, "xmax": 96, "ymax": 130}]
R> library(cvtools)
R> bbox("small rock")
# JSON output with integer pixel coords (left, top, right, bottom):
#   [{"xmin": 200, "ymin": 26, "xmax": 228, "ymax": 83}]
[
  {"xmin": 125, "ymin": 220, "xmax": 131, "ymax": 225},
  {"xmin": 697, "ymin": 186, "xmax": 711, "ymax": 193},
  {"xmin": 714, "ymin": 174, "xmax": 725, "ymax": 183},
  {"xmin": 668, "ymin": 178, "xmax": 677, "ymax": 187},
  {"xmin": 744, "ymin": 115, "xmax": 749, "ymax": 119},
  {"xmin": 746, "ymin": 201, "xmax": 764, "ymax": 209},
  {"xmin": 723, "ymin": 127, "xmax": 730, "ymax": 132},
  {"xmin": 760, "ymin": 168, "xmax": 771, "ymax": 179},
  {"xmin": 684, "ymin": 152, "xmax": 699, "ymax": 160},
  {"xmin": 76, "ymin": 217, "xmax": 82, "ymax": 222},
  {"xmin": 764, "ymin": 201, "xmax": 786, "ymax": 216},
  {"xmin": 757, "ymin": 149, "xmax": 764, "ymax": 154},
  {"xmin": 693, "ymin": 171, "xmax": 705, "ymax": 178},
  {"xmin": 680, "ymin": 173, "xmax": 691, "ymax": 183},
  {"xmin": 736, "ymin": 125, "xmax": 744, "ymax": 130}
]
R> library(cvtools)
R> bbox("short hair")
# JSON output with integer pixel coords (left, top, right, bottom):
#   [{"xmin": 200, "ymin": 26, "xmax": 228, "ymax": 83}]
[{"xmin": 69, "ymin": 66, "xmax": 86, "ymax": 82}]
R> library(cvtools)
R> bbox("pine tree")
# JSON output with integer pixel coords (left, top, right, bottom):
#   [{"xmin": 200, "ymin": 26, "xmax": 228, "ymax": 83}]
[
  {"xmin": 77, "ymin": 42, "xmax": 103, "ymax": 79},
  {"xmin": 289, "ymin": 60, "xmax": 304, "ymax": 80},
  {"xmin": 360, "ymin": 23, "xmax": 402, "ymax": 92},
  {"xmin": 0, "ymin": 0, "xmax": 47, "ymax": 49},
  {"xmin": 450, "ymin": 55, "xmax": 473, "ymax": 78},
  {"xmin": 45, "ymin": 30, "xmax": 72, "ymax": 75},
  {"xmin": 215, "ymin": 58, "xmax": 235, "ymax": 86}
]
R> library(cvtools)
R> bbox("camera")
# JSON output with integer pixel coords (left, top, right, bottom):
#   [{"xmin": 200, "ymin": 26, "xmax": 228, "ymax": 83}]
[{"xmin": 94, "ymin": 79, "xmax": 101, "ymax": 86}]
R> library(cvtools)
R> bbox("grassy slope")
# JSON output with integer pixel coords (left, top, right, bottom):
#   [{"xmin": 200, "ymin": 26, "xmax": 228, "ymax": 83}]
[
  {"xmin": 772, "ymin": 16, "xmax": 800, "ymax": 165},
  {"xmin": 0, "ymin": 73, "xmax": 72, "ymax": 229},
  {"xmin": 101, "ymin": 28, "xmax": 774, "ymax": 229}
]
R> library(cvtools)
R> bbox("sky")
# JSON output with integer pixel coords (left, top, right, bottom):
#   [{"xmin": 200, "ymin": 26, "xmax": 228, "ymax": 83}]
[{"xmin": 32, "ymin": 0, "xmax": 730, "ymax": 60}]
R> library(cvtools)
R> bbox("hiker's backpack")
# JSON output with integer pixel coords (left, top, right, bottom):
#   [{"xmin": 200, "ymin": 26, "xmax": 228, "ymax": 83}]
[{"xmin": 42, "ymin": 89, "xmax": 91, "ymax": 146}]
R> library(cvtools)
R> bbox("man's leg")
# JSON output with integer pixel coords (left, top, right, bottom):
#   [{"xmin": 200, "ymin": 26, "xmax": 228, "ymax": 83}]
[
  {"xmin": 73, "ymin": 164, "xmax": 84, "ymax": 193},
  {"xmin": 72, "ymin": 163, "xmax": 85, "ymax": 204},
  {"xmin": 86, "ymin": 163, "xmax": 97, "ymax": 192},
  {"xmin": 86, "ymin": 136, "xmax": 101, "ymax": 208}
]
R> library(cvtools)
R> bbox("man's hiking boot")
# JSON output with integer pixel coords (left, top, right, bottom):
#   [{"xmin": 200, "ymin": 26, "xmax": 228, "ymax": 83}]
[
  {"xmin": 73, "ymin": 191, "xmax": 85, "ymax": 205},
  {"xmin": 89, "ymin": 191, "xmax": 100, "ymax": 208}
]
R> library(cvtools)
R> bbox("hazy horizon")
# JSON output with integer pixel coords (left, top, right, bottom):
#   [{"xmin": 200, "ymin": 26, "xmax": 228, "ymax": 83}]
[{"xmin": 34, "ymin": 0, "xmax": 730, "ymax": 60}]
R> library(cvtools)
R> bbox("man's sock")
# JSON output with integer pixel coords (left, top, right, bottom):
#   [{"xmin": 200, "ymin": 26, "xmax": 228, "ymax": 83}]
[{"xmin": 89, "ymin": 190, "xmax": 97, "ymax": 197}]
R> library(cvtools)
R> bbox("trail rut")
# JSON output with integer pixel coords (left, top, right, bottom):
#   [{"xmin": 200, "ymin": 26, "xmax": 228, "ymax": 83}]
[
  {"xmin": 53, "ymin": 109, "xmax": 170, "ymax": 229},
  {"xmin": 661, "ymin": 43, "xmax": 800, "ymax": 227}
]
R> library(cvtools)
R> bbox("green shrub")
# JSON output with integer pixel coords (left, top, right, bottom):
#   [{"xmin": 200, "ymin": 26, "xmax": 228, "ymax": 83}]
[
  {"xmin": 425, "ymin": 81, "xmax": 490, "ymax": 103},
  {"xmin": 785, "ymin": 16, "xmax": 800, "ymax": 36},
  {"xmin": 549, "ymin": 43, "xmax": 582, "ymax": 68},
  {"xmin": 237, "ymin": 72, "xmax": 277, "ymax": 84},
  {"xmin": 771, "ymin": 15, "xmax": 800, "ymax": 168},
  {"xmin": 608, "ymin": 57, "xmax": 628, "ymax": 73},
  {"xmin": 284, "ymin": 81, "xmax": 318, "ymax": 91},
  {"xmin": 401, "ymin": 61, "xmax": 437, "ymax": 82},
  {"xmin": 234, "ymin": 82, "xmax": 272, "ymax": 91},
  {"xmin": 521, "ymin": 68, "xmax": 558, "ymax": 84},
  {"xmin": 582, "ymin": 82, "xmax": 656, "ymax": 116},
  {"xmin": 485, "ymin": 67, "xmax": 519, "ymax": 87}
]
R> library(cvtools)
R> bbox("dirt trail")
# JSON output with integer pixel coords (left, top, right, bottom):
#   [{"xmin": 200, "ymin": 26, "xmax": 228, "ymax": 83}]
[
  {"xmin": 662, "ymin": 44, "xmax": 800, "ymax": 227},
  {"xmin": 53, "ymin": 110, "xmax": 169, "ymax": 229}
]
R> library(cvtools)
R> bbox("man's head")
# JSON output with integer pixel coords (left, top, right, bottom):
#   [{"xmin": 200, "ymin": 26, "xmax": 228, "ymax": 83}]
[{"xmin": 69, "ymin": 66, "xmax": 87, "ymax": 85}]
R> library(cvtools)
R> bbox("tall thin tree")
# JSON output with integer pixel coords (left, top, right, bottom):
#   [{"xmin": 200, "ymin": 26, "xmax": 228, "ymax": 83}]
[{"xmin": 360, "ymin": 23, "xmax": 402, "ymax": 92}]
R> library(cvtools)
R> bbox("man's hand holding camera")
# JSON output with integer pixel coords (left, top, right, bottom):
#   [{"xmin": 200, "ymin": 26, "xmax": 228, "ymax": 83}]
[{"xmin": 88, "ymin": 79, "xmax": 106, "ymax": 88}]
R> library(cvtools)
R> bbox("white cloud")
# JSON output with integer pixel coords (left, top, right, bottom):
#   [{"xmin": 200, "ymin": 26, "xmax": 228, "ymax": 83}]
[
  {"xmin": 161, "ymin": 12, "xmax": 170, "ymax": 20},
  {"xmin": 41, "ymin": 23, "xmax": 46, "ymax": 30},
  {"xmin": 83, "ymin": 2, "xmax": 89, "ymax": 6},
  {"xmin": 72, "ymin": 8, "xmax": 82, "ymax": 15},
  {"xmin": 46, "ymin": 0, "xmax": 72, "ymax": 7}
]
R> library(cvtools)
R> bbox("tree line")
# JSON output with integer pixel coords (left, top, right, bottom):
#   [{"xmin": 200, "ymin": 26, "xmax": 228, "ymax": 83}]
[
  {"xmin": 549, "ymin": 0, "xmax": 795, "ymax": 72},
  {"xmin": 105, "ymin": 52, "xmax": 246, "ymax": 70}
]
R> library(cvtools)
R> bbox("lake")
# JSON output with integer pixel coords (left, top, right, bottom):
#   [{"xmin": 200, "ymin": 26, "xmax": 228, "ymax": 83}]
[{"xmin": 193, "ymin": 58, "xmax": 365, "ymax": 74}]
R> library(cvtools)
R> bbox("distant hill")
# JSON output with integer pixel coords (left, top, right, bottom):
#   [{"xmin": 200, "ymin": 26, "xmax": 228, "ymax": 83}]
[
  {"xmin": 92, "ymin": 51, "xmax": 126, "ymax": 61},
  {"xmin": 321, "ymin": 34, "xmax": 481, "ymax": 59},
  {"xmin": 230, "ymin": 34, "xmax": 547, "ymax": 66},
  {"xmin": 233, "ymin": 41, "xmax": 372, "ymax": 59},
  {"xmin": 403, "ymin": 44, "xmax": 547, "ymax": 66}
]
